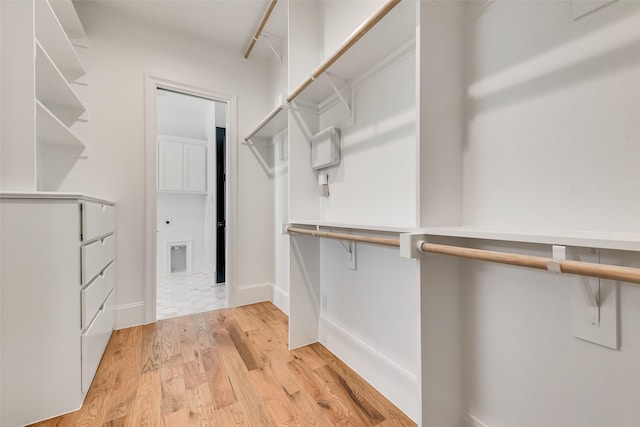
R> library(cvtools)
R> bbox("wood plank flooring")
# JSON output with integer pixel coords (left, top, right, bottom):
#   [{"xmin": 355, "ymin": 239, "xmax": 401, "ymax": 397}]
[{"xmin": 32, "ymin": 302, "xmax": 415, "ymax": 426}]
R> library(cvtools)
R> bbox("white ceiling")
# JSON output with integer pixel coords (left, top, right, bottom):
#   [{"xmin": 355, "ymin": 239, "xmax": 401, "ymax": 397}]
[{"xmin": 78, "ymin": 0, "xmax": 288, "ymax": 62}]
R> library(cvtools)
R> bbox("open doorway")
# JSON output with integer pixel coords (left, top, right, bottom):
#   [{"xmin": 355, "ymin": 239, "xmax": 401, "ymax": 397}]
[{"xmin": 155, "ymin": 88, "xmax": 227, "ymax": 320}]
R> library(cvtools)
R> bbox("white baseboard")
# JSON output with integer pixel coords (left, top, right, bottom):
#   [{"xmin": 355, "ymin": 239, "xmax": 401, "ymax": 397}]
[
  {"xmin": 114, "ymin": 302, "xmax": 145, "ymax": 329},
  {"xmin": 318, "ymin": 315, "xmax": 419, "ymax": 423},
  {"xmin": 467, "ymin": 414, "xmax": 492, "ymax": 427},
  {"xmin": 236, "ymin": 282, "xmax": 274, "ymax": 306},
  {"xmin": 272, "ymin": 286, "xmax": 289, "ymax": 315}
]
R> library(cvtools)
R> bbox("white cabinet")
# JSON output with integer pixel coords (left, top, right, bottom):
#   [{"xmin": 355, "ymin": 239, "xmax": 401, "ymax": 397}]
[
  {"xmin": 159, "ymin": 139, "xmax": 184, "ymax": 191},
  {"xmin": 1, "ymin": 0, "xmax": 89, "ymax": 192},
  {"xmin": 184, "ymin": 143, "xmax": 207, "ymax": 192},
  {"xmin": 158, "ymin": 135, "xmax": 207, "ymax": 193},
  {"xmin": 0, "ymin": 193, "xmax": 116, "ymax": 427}
]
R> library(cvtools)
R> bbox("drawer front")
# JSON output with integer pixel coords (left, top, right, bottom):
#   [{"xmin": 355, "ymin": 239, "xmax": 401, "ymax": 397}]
[
  {"xmin": 81, "ymin": 234, "xmax": 115, "ymax": 285},
  {"xmin": 81, "ymin": 289, "xmax": 115, "ymax": 395},
  {"xmin": 82, "ymin": 202, "xmax": 115, "ymax": 242},
  {"xmin": 81, "ymin": 262, "xmax": 115, "ymax": 330}
]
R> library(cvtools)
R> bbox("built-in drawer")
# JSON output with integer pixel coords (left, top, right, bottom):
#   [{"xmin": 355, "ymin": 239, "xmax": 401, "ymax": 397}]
[
  {"xmin": 81, "ymin": 262, "xmax": 115, "ymax": 330},
  {"xmin": 81, "ymin": 202, "xmax": 115, "ymax": 242},
  {"xmin": 81, "ymin": 289, "xmax": 115, "ymax": 395},
  {"xmin": 81, "ymin": 234, "xmax": 115, "ymax": 286}
]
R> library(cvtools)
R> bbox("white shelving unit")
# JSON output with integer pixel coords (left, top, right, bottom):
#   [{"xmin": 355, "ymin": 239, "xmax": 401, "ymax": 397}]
[
  {"xmin": 36, "ymin": 101, "xmax": 85, "ymax": 148},
  {"xmin": 288, "ymin": 0, "xmax": 414, "ymax": 105},
  {"xmin": 48, "ymin": 0, "xmax": 90, "ymax": 47},
  {"xmin": 35, "ymin": 42, "xmax": 86, "ymax": 119},
  {"xmin": 244, "ymin": 0, "xmax": 413, "ymax": 145},
  {"xmin": 419, "ymin": 226, "xmax": 640, "ymax": 252},
  {"xmin": 1, "ymin": 0, "xmax": 88, "ymax": 192},
  {"xmin": 35, "ymin": 0, "xmax": 86, "ymax": 82},
  {"xmin": 290, "ymin": 220, "xmax": 413, "ymax": 234}
]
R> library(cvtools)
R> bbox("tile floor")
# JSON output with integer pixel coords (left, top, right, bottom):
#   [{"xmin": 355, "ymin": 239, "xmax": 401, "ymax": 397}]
[{"xmin": 156, "ymin": 272, "xmax": 227, "ymax": 320}]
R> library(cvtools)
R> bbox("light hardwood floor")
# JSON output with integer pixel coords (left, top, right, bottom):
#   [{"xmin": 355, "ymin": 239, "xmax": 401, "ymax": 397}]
[{"xmin": 32, "ymin": 302, "xmax": 416, "ymax": 426}]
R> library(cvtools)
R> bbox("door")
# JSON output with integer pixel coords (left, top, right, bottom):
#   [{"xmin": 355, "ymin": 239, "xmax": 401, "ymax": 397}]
[{"xmin": 215, "ymin": 127, "xmax": 226, "ymax": 284}]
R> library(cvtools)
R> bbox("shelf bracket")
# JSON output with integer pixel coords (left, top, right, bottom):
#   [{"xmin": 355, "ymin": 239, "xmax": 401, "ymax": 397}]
[
  {"xmin": 289, "ymin": 101, "xmax": 314, "ymax": 143},
  {"xmin": 551, "ymin": 245, "xmax": 600, "ymax": 326},
  {"xmin": 326, "ymin": 227, "xmax": 356, "ymax": 270},
  {"xmin": 259, "ymin": 31, "xmax": 283, "ymax": 63},
  {"xmin": 552, "ymin": 245, "xmax": 618, "ymax": 349},
  {"xmin": 324, "ymin": 72, "xmax": 352, "ymax": 117}
]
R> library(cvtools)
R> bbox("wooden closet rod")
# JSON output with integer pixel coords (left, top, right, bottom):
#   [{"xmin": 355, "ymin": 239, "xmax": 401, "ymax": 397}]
[
  {"xmin": 286, "ymin": 0, "xmax": 402, "ymax": 102},
  {"xmin": 244, "ymin": 105, "xmax": 284, "ymax": 141},
  {"xmin": 244, "ymin": 0, "xmax": 278, "ymax": 59},
  {"xmin": 286, "ymin": 226, "xmax": 401, "ymax": 248},
  {"xmin": 420, "ymin": 242, "xmax": 640, "ymax": 284},
  {"xmin": 286, "ymin": 226, "xmax": 640, "ymax": 284}
]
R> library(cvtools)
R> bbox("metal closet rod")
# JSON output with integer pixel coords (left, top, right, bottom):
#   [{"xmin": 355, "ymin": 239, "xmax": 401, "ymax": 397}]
[
  {"xmin": 286, "ymin": 0, "xmax": 402, "ymax": 103},
  {"xmin": 244, "ymin": 0, "xmax": 279, "ymax": 59},
  {"xmin": 286, "ymin": 226, "xmax": 640, "ymax": 284}
]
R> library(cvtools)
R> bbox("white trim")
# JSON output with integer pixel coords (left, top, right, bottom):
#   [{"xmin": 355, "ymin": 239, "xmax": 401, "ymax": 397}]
[
  {"xmin": 467, "ymin": 414, "xmax": 492, "ymax": 427},
  {"xmin": 157, "ymin": 133, "xmax": 207, "ymax": 146},
  {"xmin": 114, "ymin": 302, "xmax": 145, "ymax": 330},
  {"xmin": 144, "ymin": 74, "xmax": 238, "ymax": 324},
  {"xmin": 318, "ymin": 314, "xmax": 419, "ymax": 422},
  {"xmin": 236, "ymin": 282, "xmax": 274, "ymax": 306},
  {"xmin": 272, "ymin": 285, "xmax": 290, "ymax": 315}
]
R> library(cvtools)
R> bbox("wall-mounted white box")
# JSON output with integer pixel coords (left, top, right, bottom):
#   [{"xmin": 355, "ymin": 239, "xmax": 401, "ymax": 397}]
[{"xmin": 311, "ymin": 126, "xmax": 340, "ymax": 170}]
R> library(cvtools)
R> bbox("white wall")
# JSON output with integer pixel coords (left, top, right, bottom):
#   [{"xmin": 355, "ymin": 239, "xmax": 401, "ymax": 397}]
[
  {"xmin": 62, "ymin": 2, "xmax": 274, "ymax": 326},
  {"xmin": 157, "ymin": 193, "xmax": 207, "ymax": 275},
  {"xmin": 457, "ymin": 2, "xmax": 640, "ymax": 426},
  {"xmin": 319, "ymin": 239, "xmax": 420, "ymax": 421},
  {"xmin": 463, "ymin": 0, "xmax": 640, "ymax": 232},
  {"xmin": 320, "ymin": 0, "xmax": 385, "ymax": 61},
  {"xmin": 157, "ymin": 90, "xmax": 211, "ymax": 140},
  {"xmin": 318, "ymin": 49, "xmax": 417, "ymax": 227}
]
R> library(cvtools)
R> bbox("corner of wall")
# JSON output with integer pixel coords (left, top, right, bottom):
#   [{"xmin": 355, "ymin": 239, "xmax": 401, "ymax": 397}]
[
  {"xmin": 235, "ymin": 282, "xmax": 275, "ymax": 307},
  {"xmin": 114, "ymin": 302, "xmax": 146, "ymax": 329}
]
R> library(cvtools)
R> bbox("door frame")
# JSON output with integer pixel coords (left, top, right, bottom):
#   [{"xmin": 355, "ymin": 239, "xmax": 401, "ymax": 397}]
[{"xmin": 143, "ymin": 74, "xmax": 238, "ymax": 324}]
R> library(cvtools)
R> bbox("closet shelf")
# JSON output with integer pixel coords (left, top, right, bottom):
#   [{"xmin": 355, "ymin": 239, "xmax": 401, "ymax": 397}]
[
  {"xmin": 287, "ymin": 0, "xmax": 414, "ymax": 105},
  {"xmin": 36, "ymin": 101, "xmax": 85, "ymax": 149},
  {"xmin": 35, "ymin": 0, "xmax": 86, "ymax": 82},
  {"xmin": 418, "ymin": 226, "xmax": 640, "ymax": 252},
  {"xmin": 289, "ymin": 220, "xmax": 413, "ymax": 234},
  {"xmin": 244, "ymin": 103, "xmax": 287, "ymax": 142},
  {"xmin": 36, "ymin": 41, "xmax": 86, "ymax": 122},
  {"xmin": 48, "ymin": 0, "xmax": 89, "ymax": 47}
]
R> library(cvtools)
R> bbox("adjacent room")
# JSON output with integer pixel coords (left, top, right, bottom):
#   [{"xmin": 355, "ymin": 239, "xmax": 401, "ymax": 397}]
[
  {"xmin": 1, "ymin": 0, "xmax": 639, "ymax": 426},
  {"xmin": 155, "ymin": 88, "xmax": 228, "ymax": 320}
]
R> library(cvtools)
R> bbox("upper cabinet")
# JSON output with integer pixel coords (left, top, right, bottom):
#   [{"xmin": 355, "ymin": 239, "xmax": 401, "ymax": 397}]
[
  {"xmin": 1, "ymin": 0, "xmax": 89, "ymax": 192},
  {"xmin": 158, "ymin": 135, "xmax": 207, "ymax": 194}
]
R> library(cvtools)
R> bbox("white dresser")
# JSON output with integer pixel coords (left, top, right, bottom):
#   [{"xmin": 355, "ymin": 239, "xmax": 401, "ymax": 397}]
[{"xmin": 0, "ymin": 192, "xmax": 116, "ymax": 426}]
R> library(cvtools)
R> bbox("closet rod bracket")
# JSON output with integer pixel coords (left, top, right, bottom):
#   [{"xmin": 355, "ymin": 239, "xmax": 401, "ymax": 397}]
[
  {"xmin": 399, "ymin": 232, "xmax": 424, "ymax": 259},
  {"xmin": 324, "ymin": 72, "xmax": 353, "ymax": 117},
  {"xmin": 553, "ymin": 245, "xmax": 601, "ymax": 326},
  {"xmin": 260, "ymin": 31, "xmax": 284, "ymax": 63}
]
